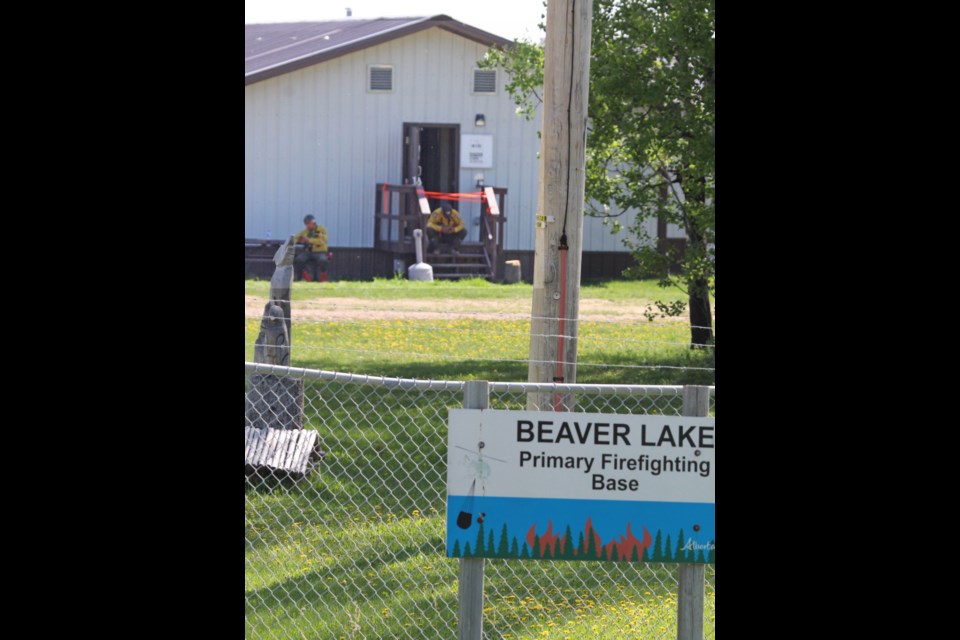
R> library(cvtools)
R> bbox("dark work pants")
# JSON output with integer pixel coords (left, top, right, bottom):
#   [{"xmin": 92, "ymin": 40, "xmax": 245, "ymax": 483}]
[
  {"xmin": 426, "ymin": 228, "xmax": 467, "ymax": 251},
  {"xmin": 294, "ymin": 251, "xmax": 328, "ymax": 281}
]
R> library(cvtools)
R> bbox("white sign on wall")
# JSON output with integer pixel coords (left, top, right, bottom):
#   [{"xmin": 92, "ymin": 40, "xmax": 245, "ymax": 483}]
[{"xmin": 461, "ymin": 134, "xmax": 493, "ymax": 168}]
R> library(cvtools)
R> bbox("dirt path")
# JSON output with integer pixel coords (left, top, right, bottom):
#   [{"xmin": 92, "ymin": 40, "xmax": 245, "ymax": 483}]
[{"xmin": 245, "ymin": 295, "xmax": 671, "ymax": 322}]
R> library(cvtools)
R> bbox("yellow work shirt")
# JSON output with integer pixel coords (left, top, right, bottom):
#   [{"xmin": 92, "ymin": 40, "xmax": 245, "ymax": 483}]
[
  {"xmin": 427, "ymin": 208, "xmax": 465, "ymax": 233},
  {"xmin": 293, "ymin": 225, "xmax": 328, "ymax": 252}
]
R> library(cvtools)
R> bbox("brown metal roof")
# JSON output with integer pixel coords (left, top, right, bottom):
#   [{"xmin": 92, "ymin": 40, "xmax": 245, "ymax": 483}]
[{"xmin": 245, "ymin": 15, "xmax": 512, "ymax": 85}]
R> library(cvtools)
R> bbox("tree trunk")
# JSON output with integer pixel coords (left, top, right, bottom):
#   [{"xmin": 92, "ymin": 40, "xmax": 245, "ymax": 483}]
[
  {"xmin": 683, "ymin": 174, "xmax": 713, "ymax": 348},
  {"xmin": 688, "ymin": 278, "xmax": 712, "ymax": 348}
]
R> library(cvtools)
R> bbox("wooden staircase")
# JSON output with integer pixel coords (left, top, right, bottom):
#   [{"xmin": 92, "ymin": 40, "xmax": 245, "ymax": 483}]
[
  {"xmin": 426, "ymin": 242, "xmax": 492, "ymax": 280},
  {"xmin": 374, "ymin": 184, "xmax": 508, "ymax": 282}
]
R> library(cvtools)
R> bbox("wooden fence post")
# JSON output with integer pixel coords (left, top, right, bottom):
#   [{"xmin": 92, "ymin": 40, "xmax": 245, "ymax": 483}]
[
  {"xmin": 677, "ymin": 385, "xmax": 710, "ymax": 640},
  {"xmin": 458, "ymin": 380, "xmax": 489, "ymax": 640}
]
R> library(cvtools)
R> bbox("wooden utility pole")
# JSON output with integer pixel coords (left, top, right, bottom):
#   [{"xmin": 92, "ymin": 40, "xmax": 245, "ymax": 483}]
[{"xmin": 527, "ymin": 0, "xmax": 592, "ymax": 410}]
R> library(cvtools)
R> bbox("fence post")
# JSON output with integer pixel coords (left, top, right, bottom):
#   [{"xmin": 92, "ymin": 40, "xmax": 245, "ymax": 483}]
[
  {"xmin": 677, "ymin": 385, "xmax": 710, "ymax": 640},
  {"xmin": 459, "ymin": 380, "xmax": 489, "ymax": 640}
]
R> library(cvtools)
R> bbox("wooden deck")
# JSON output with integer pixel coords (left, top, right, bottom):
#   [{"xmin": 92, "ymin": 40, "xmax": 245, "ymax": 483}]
[{"xmin": 373, "ymin": 183, "xmax": 507, "ymax": 280}]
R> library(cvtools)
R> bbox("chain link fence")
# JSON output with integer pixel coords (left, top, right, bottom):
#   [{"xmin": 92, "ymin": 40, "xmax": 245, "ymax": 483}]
[{"xmin": 245, "ymin": 363, "xmax": 715, "ymax": 639}]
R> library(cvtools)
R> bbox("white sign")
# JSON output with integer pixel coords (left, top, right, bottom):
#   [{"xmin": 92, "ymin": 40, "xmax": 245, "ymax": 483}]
[
  {"xmin": 461, "ymin": 134, "xmax": 493, "ymax": 168},
  {"xmin": 447, "ymin": 409, "xmax": 715, "ymax": 563},
  {"xmin": 448, "ymin": 409, "xmax": 714, "ymax": 504}
]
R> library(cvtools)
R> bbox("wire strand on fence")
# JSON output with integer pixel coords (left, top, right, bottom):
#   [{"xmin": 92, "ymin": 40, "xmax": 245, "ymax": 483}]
[
  {"xmin": 244, "ymin": 345, "xmax": 716, "ymax": 371},
  {"xmin": 244, "ymin": 362, "xmax": 716, "ymax": 396}
]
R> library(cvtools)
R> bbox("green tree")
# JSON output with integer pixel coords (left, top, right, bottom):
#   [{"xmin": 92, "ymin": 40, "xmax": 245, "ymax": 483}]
[
  {"xmin": 510, "ymin": 537, "xmax": 519, "ymax": 559},
  {"xmin": 531, "ymin": 534, "xmax": 541, "ymax": 559},
  {"xmin": 562, "ymin": 525, "xmax": 576, "ymax": 559},
  {"xmin": 663, "ymin": 535, "xmax": 672, "ymax": 562},
  {"xmin": 488, "ymin": 530, "xmax": 497, "ymax": 556},
  {"xmin": 520, "ymin": 542, "xmax": 531, "ymax": 559},
  {"xmin": 464, "ymin": 542, "xmax": 473, "ymax": 557},
  {"xmin": 675, "ymin": 529, "xmax": 686, "ymax": 562},
  {"xmin": 481, "ymin": 0, "xmax": 715, "ymax": 347},
  {"xmin": 475, "ymin": 523, "xmax": 486, "ymax": 558},
  {"xmin": 696, "ymin": 548, "xmax": 706, "ymax": 563},
  {"xmin": 576, "ymin": 531, "xmax": 585, "ymax": 558},
  {"xmin": 585, "ymin": 529, "xmax": 599, "ymax": 559},
  {"xmin": 707, "ymin": 540, "xmax": 715, "ymax": 564},
  {"xmin": 497, "ymin": 525, "xmax": 511, "ymax": 558},
  {"xmin": 651, "ymin": 529, "xmax": 663, "ymax": 561},
  {"xmin": 451, "ymin": 539, "xmax": 461, "ymax": 558}
]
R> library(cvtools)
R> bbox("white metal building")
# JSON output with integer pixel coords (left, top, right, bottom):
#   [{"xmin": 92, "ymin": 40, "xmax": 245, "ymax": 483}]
[{"xmin": 245, "ymin": 15, "xmax": 663, "ymax": 279}]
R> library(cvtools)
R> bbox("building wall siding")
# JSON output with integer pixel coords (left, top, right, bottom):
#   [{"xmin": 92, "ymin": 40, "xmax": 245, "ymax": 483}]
[
  {"xmin": 245, "ymin": 27, "xmax": 654, "ymax": 255},
  {"xmin": 245, "ymin": 247, "xmax": 647, "ymax": 282}
]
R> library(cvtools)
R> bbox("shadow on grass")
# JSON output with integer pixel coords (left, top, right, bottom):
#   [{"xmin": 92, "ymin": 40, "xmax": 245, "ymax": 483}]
[
  {"xmin": 246, "ymin": 537, "xmax": 461, "ymax": 638},
  {"xmin": 245, "ymin": 543, "xmax": 689, "ymax": 639},
  {"xmin": 247, "ymin": 537, "xmax": 445, "ymax": 605},
  {"xmin": 245, "ymin": 380, "xmax": 452, "ymax": 552}
]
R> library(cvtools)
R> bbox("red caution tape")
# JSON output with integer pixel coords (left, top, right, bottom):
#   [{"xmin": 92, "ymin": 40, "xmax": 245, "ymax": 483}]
[
  {"xmin": 422, "ymin": 191, "xmax": 484, "ymax": 201},
  {"xmin": 380, "ymin": 185, "xmax": 495, "ymax": 212}
]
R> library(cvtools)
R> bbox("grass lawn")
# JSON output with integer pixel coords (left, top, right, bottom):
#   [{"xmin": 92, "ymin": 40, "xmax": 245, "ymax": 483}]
[
  {"xmin": 244, "ymin": 277, "xmax": 714, "ymax": 386},
  {"xmin": 245, "ymin": 278, "xmax": 715, "ymax": 639}
]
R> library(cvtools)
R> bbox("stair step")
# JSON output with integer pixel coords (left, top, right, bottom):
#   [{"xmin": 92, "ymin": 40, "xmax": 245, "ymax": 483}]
[
  {"xmin": 432, "ymin": 266, "xmax": 489, "ymax": 273},
  {"xmin": 431, "ymin": 260, "xmax": 486, "ymax": 266},
  {"xmin": 408, "ymin": 240, "xmax": 493, "ymax": 280},
  {"xmin": 433, "ymin": 273, "xmax": 493, "ymax": 280},
  {"xmin": 428, "ymin": 258, "xmax": 486, "ymax": 265},
  {"xmin": 433, "ymin": 265, "xmax": 487, "ymax": 273},
  {"xmin": 427, "ymin": 252, "xmax": 484, "ymax": 259}
]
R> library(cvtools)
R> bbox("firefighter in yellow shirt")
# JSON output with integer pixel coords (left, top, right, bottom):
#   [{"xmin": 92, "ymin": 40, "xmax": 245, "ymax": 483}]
[
  {"xmin": 293, "ymin": 214, "xmax": 330, "ymax": 282},
  {"xmin": 426, "ymin": 201, "xmax": 467, "ymax": 255}
]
